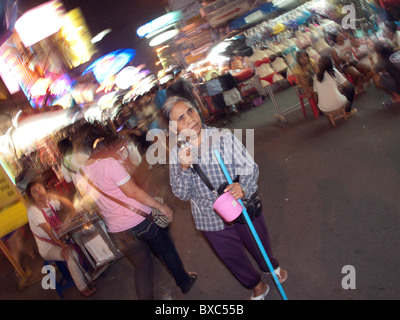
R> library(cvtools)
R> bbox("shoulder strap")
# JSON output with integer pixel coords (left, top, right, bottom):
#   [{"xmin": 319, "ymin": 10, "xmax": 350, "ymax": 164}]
[
  {"xmin": 192, "ymin": 129, "xmax": 235, "ymax": 198},
  {"xmin": 63, "ymin": 163, "xmax": 77, "ymax": 174},
  {"xmin": 79, "ymin": 169, "xmax": 151, "ymax": 221},
  {"xmin": 192, "ymin": 164, "xmax": 215, "ymax": 192}
]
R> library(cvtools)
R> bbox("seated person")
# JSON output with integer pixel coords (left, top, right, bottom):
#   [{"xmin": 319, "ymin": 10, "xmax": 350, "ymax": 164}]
[
  {"xmin": 329, "ymin": 29, "xmax": 371, "ymax": 92},
  {"xmin": 292, "ymin": 50, "xmax": 318, "ymax": 100},
  {"xmin": 26, "ymin": 180, "xmax": 95, "ymax": 297},
  {"xmin": 371, "ymin": 38, "xmax": 400, "ymax": 105},
  {"xmin": 313, "ymin": 56, "xmax": 357, "ymax": 116},
  {"xmin": 381, "ymin": 21, "xmax": 400, "ymax": 52}
]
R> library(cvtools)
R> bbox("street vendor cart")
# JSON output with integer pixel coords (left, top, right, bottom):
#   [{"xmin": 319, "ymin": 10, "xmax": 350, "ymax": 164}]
[{"xmin": 52, "ymin": 208, "xmax": 123, "ymax": 281}]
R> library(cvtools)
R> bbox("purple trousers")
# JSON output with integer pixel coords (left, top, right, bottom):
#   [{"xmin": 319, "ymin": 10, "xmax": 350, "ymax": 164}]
[{"xmin": 203, "ymin": 213, "xmax": 279, "ymax": 289}]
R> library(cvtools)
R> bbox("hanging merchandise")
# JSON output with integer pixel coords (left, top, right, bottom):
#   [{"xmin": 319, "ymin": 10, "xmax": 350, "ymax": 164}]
[
  {"xmin": 306, "ymin": 46, "xmax": 320, "ymax": 62},
  {"xmin": 282, "ymin": 44, "xmax": 297, "ymax": 67},
  {"xmin": 283, "ymin": 19, "xmax": 299, "ymax": 30},
  {"xmin": 272, "ymin": 57, "xmax": 288, "ymax": 74},
  {"xmin": 249, "ymin": 48, "xmax": 267, "ymax": 64},
  {"xmin": 272, "ymin": 22, "xmax": 286, "ymax": 35},
  {"xmin": 295, "ymin": 9, "xmax": 313, "ymax": 25}
]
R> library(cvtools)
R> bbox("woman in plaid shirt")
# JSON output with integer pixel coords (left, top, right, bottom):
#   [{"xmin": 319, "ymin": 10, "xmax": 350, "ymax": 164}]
[{"xmin": 164, "ymin": 97, "xmax": 287, "ymax": 300}]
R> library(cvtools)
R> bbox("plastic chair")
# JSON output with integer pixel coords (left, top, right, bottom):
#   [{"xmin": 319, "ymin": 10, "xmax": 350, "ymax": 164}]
[
  {"xmin": 287, "ymin": 74, "xmax": 319, "ymax": 119},
  {"xmin": 43, "ymin": 260, "xmax": 75, "ymax": 299}
]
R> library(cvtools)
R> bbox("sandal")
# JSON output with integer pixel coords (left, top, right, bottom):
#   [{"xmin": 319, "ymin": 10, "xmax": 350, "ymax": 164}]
[
  {"xmin": 346, "ymin": 108, "xmax": 358, "ymax": 116},
  {"xmin": 250, "ymin": 284, "xmax": 270, "ymax": 300},
  {"xmin": 274, "ymin": 267, "xmax": 288, "ymax": 284}
]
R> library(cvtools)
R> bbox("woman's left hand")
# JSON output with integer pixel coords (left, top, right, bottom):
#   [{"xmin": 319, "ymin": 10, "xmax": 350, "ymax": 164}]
[{"xmin": 224, "ymin": 182, "xmax": 245, "ymax": 200}]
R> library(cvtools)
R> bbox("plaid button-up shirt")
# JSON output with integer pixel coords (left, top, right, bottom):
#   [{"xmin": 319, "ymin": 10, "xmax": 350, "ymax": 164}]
[{"xmin": 169, "ymin": 126, "xmax": 259, "ymax": 231}]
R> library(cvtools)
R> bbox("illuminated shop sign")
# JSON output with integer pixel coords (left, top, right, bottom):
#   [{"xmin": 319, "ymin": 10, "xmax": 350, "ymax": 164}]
[
  {"xmin": 82, "ymin": 49, "xmax": 136, "ymax": 83},
  {"xmin": 14, "ymin": 0, "xmax": 65, "ymax": 47},
  {"xmin": 137, "ymin": 11, "xmax": 182, "ymax": 38}
]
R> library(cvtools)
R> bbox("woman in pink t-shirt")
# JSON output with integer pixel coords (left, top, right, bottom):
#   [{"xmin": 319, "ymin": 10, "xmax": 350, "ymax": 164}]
[{"xmin": 78, "ymin": 134, "xmax": 196, "ymax": 299}]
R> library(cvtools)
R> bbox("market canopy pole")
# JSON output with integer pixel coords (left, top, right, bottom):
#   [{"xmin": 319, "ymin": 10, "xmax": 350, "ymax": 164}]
[{"xmin": 213, "ymin": 149, "xmax": 288, "ymax": 300}]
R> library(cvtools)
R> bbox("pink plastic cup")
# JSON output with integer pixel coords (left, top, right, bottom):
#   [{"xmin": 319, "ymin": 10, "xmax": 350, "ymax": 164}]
[{"xmin": 213, "ymin": 192, "xmax": 243, "ymax": 222}]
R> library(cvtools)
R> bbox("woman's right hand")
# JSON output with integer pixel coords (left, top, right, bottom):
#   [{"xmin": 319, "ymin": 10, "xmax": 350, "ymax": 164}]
[
  {"xmin": 60, "ymin": 244, "xmax": 72, "ymax": 260},
  {"xmin": 158, "ymin": 203, "xmax": 173, "ymax": 222},
  {"xmin": 178, "ymin": 145, "xmax": 193, "ymax": 170}
]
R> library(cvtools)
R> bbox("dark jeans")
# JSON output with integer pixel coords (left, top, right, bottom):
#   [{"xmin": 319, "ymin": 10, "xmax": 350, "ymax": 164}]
[
  {"xmin": 109, "ymin": 219, "xmax": 192, "ymax": 299},
  {"xmin": 340, "ymin": 83, "xmax": 355, "ymax": 112},
  {"xmin": 203, "ymin": 214, "xmax": 279, "ymax": 289}
]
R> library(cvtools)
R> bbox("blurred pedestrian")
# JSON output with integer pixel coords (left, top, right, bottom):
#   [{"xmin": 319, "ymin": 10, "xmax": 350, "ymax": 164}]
[
  {"xmin": 371, "ymin": 38, "xmax": 400, "ymax": 105},
  {"xmin": 381, "ymin": 21, "xmax": 400, "ymax": 52},
  {"xmin": 166, "ymin": 70, "xmax": 209, "ymax": 119},
  {"xmin": 1, "ymin": 226, "xmax": 37, "ymax": 290},
  {"xmin": 77, "ymin": 134, "xmax": 197, "ymax": 299}
]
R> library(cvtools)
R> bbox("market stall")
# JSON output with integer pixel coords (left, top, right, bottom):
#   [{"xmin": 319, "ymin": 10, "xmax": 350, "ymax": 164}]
[{"xmin": 237, "ymin": 0, "xmax": 378, "ymax": 122}]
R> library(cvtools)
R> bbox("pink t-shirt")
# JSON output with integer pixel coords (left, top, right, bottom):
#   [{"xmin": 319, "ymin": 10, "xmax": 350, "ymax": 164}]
[{"xmin": 78, "ymin": 157, "xmax": 151, "ymax": 233}]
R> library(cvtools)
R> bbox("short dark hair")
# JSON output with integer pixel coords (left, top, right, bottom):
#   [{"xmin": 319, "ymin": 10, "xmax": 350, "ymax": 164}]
[
  {"xmin": 374, "ymin": 38, "xmax": 394, "ymax": 57},
  {"xmin": 57, "ymin": 138, "xmax": 72, "ymax": 156},
  {"xmin": 327, "ymin": 29, "xmax": 339, "ymax": 44},
  {"xmin": 384, "ymin": 21, "xmax": 398, "ymax": 34},
  {"xmin": 25, "ymin": 179, "xmax": 46, "ymax": 203}
]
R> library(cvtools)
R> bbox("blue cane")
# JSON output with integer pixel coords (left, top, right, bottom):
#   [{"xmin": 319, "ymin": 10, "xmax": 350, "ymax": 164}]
[{"xmin": 213, "ymin": 149, "xmax": 288, "ymax": 300}]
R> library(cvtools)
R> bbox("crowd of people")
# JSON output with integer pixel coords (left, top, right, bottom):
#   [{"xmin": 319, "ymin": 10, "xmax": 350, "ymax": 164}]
[
  {"xmin": 292, "ymin": 21, "xmax": 400, "ymax": 117},
  {"xmin": 16, "ymin": 66, "xmax": 288, "ymax": 299}
]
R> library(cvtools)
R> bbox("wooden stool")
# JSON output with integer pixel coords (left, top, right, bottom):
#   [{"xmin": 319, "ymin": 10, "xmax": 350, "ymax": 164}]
[{"xmin": 324, "ymin": 107, "xmax": 348, "ymax": 126}]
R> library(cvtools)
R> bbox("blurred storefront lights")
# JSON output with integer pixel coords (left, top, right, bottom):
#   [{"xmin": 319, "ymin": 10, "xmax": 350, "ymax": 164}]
[
  {"xmin": 137, "ymin": 10, "xmax": 182, "ymax": 38},
  {"xmin": 82, "ymin": 49, "xmax": 136, "ymax": 83},
  {"xmin": 14, "ymin": 0, "xmax": 65, "ymax": 48},
  {"xmin": 149, "ymin": 29, "xmax": 179, "ymax": 47}
]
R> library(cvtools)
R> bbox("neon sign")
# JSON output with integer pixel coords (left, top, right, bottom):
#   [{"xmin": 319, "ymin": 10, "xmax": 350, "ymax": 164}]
[
  {"xmin": 137, "ymin": 11, "xmax": 182, "ymax": 38},
  {"xmin": 82, "ymin": 49, "xmax": 135, "ymax": 83}
]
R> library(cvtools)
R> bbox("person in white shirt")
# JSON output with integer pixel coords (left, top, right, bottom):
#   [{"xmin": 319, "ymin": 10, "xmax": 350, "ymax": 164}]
[
  {"xmin": 382, "ymin": 21, "xmax": 400, "ymax": 52},
  {"xmin": 313, "ymin": 56, "xmax": 357, "ymax": 115},
  {"xmin": 26, "ymin": 180, "xmax": 95, "ymax": 296},
  {"xmin": 329, "ymin": 30, "xmax": 371, "ymax": 92}
]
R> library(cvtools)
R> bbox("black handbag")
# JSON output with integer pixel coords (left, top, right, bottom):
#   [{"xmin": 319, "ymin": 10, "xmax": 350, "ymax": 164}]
[{"xmin": 193, "ymin": 165, "xmax": 262, "ymax": 224}]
